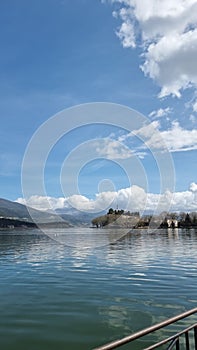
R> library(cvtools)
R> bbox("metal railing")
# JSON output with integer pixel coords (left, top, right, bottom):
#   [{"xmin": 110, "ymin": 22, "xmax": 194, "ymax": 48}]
[{"xmin": 93, "ymin": 307, "xmax": 197, "ymax": 350}]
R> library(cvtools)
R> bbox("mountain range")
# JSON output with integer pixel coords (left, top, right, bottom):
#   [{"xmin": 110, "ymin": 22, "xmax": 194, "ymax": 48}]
[{"xmin": 0, "ymin": 198, "xmax": 101, "ymax": 227}]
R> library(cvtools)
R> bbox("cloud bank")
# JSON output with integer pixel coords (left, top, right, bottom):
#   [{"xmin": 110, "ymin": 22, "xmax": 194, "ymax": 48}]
[{"xmin": 16, "ymin": 182, "xmax": 197, "ymax": 213}]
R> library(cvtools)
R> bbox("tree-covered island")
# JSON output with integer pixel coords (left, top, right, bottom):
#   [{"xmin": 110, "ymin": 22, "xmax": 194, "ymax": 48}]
[{"xmin": 91, "ymin": 208, "xmax": 197, "ymax": 229}]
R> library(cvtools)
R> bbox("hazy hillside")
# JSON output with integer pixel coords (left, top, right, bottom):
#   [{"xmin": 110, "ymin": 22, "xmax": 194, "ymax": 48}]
[
  {"xmin": 0, "ymin": 198, "xmax": 106, "ymax": 227},
  {"xmin": 0, "ymin": 198, "xmax": 68, "ymax": 224},
  {"xmin": 56, "ymin": 207, "xmax": 106, "ymax": 226}
]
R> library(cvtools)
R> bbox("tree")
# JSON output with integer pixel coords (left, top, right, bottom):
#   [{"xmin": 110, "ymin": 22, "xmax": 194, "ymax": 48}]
[
  {"xmin": 192, "ymin": 214, "xmax": 197, "ymax": 226},
  {"xmin": 185, "ymin": 213, "xmax": 192, "ymax": 227},
  {"xmin": 92, "ymin": 215, "xmax": 108, "ymax": 228},
  {"xmin": 108, "ymin": 208, "xmax": 114, "ymax": 215}
]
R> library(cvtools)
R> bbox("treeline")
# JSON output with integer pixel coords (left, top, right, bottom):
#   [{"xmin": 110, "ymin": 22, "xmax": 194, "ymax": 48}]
[
  {"xmin": 0, "ymin": 218, "xmax": 71, "ymax": 229},
  {"xmin": 91, "ymin": 209, "xmax": 197, "ymax": 229},
  {"xmin": 107, "ymin": 208, "xmax": 140, "ymax": 216},
  {"xmin": 160, "ymin": 212, "xmax": 197, "ymax": 228},
  {"xmin": 0, "ymin": 217, "xmax": 37, "ymax": 229}
]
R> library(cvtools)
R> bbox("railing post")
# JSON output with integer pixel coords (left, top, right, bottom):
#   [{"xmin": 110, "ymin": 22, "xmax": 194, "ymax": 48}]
[
  {"xmin": 185, "ymin": 331, "xmax": 189, "ymax": 350},
  {"xmin": 194, "ymin": 325, "xmax": 197, "ymax": 350},
  {"xmin": 167, "ymin": 339, "xmax": 177, "ymax": 350},
  {"xmin": 176, "ymin": 338, "xmax": 180, "ymax": 350}
]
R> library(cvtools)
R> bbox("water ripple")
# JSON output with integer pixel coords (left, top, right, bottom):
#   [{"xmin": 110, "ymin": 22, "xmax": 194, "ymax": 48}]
[{"xmin": 0, "ymin": 228, "xmax": 197, "ymax": 349}]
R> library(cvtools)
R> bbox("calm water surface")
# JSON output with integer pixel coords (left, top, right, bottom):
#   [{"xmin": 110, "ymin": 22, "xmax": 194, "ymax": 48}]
[{"xmin": 0, "ymin": 228, "xmax": 197, "ymax": 350}]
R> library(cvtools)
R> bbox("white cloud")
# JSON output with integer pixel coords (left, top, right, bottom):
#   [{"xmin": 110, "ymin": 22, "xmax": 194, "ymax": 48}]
[
  {"xmin": 142, "ymin": 29, "xmax": 197, "ymax": 98},
  {"xmin": 66, "ymin": 195, "xmax": 96, "ymax": 211},
  {"xmin": 104, "ymin": 120, "xmax": 197, "ymax": 154},
  {"xmin": 67, "ymin": 186, "xmax": 148, "ymax": 213},
  {"xmin": 133, "ymin": 120, "xmax": 160, "ymax": 138},
  {"xmin": 115, "ymin": 7, "xmax": 136, "ymax": 48},
  {"xmin": 190, "ymin": 182, "xmax": 197, "ymax": 192},
  {"xmin": 17, "ymin": 195, "xmax": 67, "ymax": 211},
  {"xmin": 189, "ymin": 114, "xmax": 197, "ymax": 123},
  {"xmin": 170, "ymin": 188, "xmax": 197, "ymax": 211},
  {"xmin": 16, "ymin": 186, "xmax": 147, "ymax": 213},
  {"xmin": 118, "ymin": 121, "xmax": 160, "ymax": 145},
  {"xmin": 108, "ymin": 0, "xmax": 197, "ymax": 98},
  {"xmin": 192, "ymin": 99, "xmax": 197, "ymax": 112},
  {"xmin": 95, "ymin": 138, "xmax": 133, "ymax": 159},
  {"xmin": 149, "ymin": 107, "xmax": 172, "ymax": 119},
  {"xmin": 146, "ymin": 121, "xmax": 197, "ymax": 152},
  {"xmin": 16, "ymin": 182, "xmax": 197, "ymax": 213},
  {"xmin": 123, "ymin": 120, "xmax": 197, "ymax": 152}
]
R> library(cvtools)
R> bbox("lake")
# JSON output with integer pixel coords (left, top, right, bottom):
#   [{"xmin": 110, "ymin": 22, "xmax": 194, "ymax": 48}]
[{"xmin": 0, "ymin": 228, "xmax": 197, "ymax": 350}]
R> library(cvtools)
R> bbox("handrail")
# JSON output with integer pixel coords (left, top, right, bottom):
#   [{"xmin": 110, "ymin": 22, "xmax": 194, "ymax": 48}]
[
  {"xmin": 143, "ymin": 323, "xmax": 197, "ymax": 350},
  {"xmin": 93, "ymin": 307, "xmax": 197, "ymax": 350}
]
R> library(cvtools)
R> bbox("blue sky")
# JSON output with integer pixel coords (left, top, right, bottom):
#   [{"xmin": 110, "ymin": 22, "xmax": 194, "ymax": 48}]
[{"xmin": 0, "ymin": 0, "xmax": 196, "ymax": 213}]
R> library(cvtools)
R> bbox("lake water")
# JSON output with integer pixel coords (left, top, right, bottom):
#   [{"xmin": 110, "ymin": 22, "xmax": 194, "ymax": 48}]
[{"xmin": 0, "ymin": 228, "xmax": 197, "ymax": 350}]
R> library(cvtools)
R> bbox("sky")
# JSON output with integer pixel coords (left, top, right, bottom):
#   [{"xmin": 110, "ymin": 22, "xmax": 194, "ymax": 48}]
[{"xmin": 0, "ymin": 0, "xmax": 196, "ymax": 214}]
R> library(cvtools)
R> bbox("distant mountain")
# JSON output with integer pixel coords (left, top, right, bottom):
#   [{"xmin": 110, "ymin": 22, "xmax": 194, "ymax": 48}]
[
  {"xmin": 0, "ymin": 198, "xmax": 35, "ymax": 220},
  {"xmin": 0, "ymin": 198, "xmax": 107, "ymax": 227},
  {"xmin": 141, "ymin": 210, "xmax": 154, "ymax": 217},
  {"xmin": 55, "ymin": 207, "xmax": 106, "ymax": 226},
  {"xmin": 0, "ymin": 198, "xmax": 70, "ymax": 225}
]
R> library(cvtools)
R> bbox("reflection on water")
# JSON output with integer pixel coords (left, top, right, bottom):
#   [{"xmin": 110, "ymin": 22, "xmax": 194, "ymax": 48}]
[
  {"xmin": 0, "ymin": 228, "xmax": 197, "ymax": 350},
  {"xmin": 44, "ymin": 227, "xmax": 130, "ymax": 249}
]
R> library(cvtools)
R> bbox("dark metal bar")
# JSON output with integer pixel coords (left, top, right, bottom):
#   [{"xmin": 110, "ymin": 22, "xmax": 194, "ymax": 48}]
[
  {"xmin": 144, "ymin": 324, "xmax": 197, "ymax": 350},
  {"xmin": 176, "ymin": 337, "xmax": 180, "ymax": 350},
  {"xmin": 194, "ymin": 325, "xmax": 197, "ymax": 350},
  {"xmin": 93, "ymin": 308, "xmax": 197, "ymax": 350},
  {"xmin": 185, "ymin": 331, "xmax": 189, "ymax": 350},
  {"xmin": 167, "ymin": 338, "xmax": 178, "ymax": 350}
]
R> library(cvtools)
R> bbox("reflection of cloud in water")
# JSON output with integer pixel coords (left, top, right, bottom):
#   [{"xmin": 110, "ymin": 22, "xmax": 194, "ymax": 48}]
[
  {"xmin": 25, "ymin": 238, "xmax": 92, "ymax": 266},
  {"xmin": 99, "ymin": 304, "xmax": 130, "ymax": 331},
  {"xmin": 96, "ymin": 229, "xmax": 197, "ymax": 269},
  {"xmin": 20, "ymin": 229, "xmax": 100, "ymax": 267},
  {"xmin": 16, "ymin": 228, "xmax": 197, "ymax": 274},
  {"xmin": 98, "ymin": 234, "xmax": 156, "ymax": 269},
  {"xmin": 99, "ymin": 301, "xmax": 153, "ymax": 333},
  {"xmin": 46, "ymin": 227, "xmax": 129, "ymax": 249}
]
